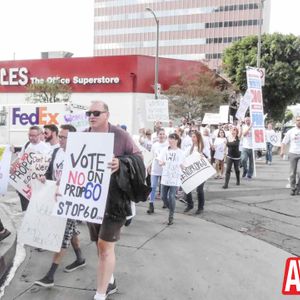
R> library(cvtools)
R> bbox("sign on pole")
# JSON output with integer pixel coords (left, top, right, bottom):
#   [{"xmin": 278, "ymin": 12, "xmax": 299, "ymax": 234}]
[
  {"xmin": 181, "ymin": 153, "xmax": 216, "ymax": 194},
  {"xmin": 246, "ymin": 67, "xmax": 266, "ymax": 150},
  {"xmin": 235, "ymin": 90, "xmax": 251, "ymax": 120},
  {"xmin": 19, "ymin": 180, "xmax": 67, "ymax": 252},
  {"xmin": 257, "ymin": 68, "xmax": 265, "ymax": 86},
  {"xmin": 0, "ymin": 145, "xmax": 12, "ymax": 195},
  {"xmin": 53, "ymin": 132, "xmax": 114, "ymax": 224},
  {"xmin": 146, "ymin": 99, "xmax": 169, "ymax": 122}
]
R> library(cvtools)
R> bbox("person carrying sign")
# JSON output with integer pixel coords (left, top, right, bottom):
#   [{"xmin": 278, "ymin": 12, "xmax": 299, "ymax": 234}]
[
  {"xmin": 85, "ymin": 101, "xmax": 145, "ymax": 300},
  {"xmin": 158, "ymin": 133, "xmax": 185, "ymax": 224},
  {"xmin": 280, "ymin": 116, "xmax": 300, "ymax": 196},
  {"xmin": 241, "ymin": 117, "xmax": 254, "ymax": 179},
  {"xmin": 15, "ymin": 126, "xmax": 51, "ymax": 211},
  {"xmin": 265, "ymin": 123, "xmax": 275, "ymax": 165},
  {"xmin": 183, "ymin": 130, "xmax": 206, "ymax": 214},
  {"xmin": 223, "ymin": 126, "xmax": 242, "ymax": 189},
  {"xmin": 34, "ymin": 124, "xmax": 86, "ymax": 288}
]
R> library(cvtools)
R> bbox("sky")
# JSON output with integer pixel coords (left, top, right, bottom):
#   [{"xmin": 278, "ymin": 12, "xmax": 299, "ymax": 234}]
[{"xmin": 0, "ymin": 0, "xmax": 299, "ymax": 61}]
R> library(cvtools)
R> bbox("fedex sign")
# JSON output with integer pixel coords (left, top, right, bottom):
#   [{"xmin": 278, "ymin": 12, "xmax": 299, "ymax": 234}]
[{"xmin": 11, "ymin": 106, "xmax": 62, "ymax": 127}]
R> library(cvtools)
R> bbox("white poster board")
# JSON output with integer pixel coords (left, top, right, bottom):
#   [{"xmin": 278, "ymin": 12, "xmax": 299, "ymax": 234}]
[
  {"xmin": 19, "ymin": 180, "xmax": 67, "ymax": 252},
  {"xmin": 236, "ymin": 90, "xmax": 251, "ymax": 120},
  {"xmin": 9, "ymin": 152, "xmax": 51, "ymax": 199},
  {"xmin": 181, "ymin": 153, "xmax": 216, "ymax": 194},
  {"xmin": 213, "ymin": 143, "xmax": 226, "ymax": 161},
  {"xmin": 53, "ymin": 132, "xmax": 114, "ymax": 224},
  {"xmin": 0, "ymin": 145, "xmax": 12, "ymax": 195},
  {"xmin": 269, "ymin": 132, "xmax": 282, "ymax": 147},
  {"xmin": 146, "ymin": 99, "xmax": 169, "ymax": 122}
]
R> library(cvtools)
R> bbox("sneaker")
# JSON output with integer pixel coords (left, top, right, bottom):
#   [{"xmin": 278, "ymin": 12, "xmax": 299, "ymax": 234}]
[
  {"xmin": 0, "ymin": 229, "xmax": 11, "ymax": 242},
  {"xmin": 242, "ymin": 171, "xmax": 247, "ymax": 178},
  {"xmin": 179, "ymin": 198, "xmax": 187, "ymax": 204},
  {"xmin": 64, "ymin": 259, "xmax": 86, "ymax": 273},
  {"xmin": 184, "ymin": 206, "xmax": 193, "ymax": 213},
  {"xmin": 195, "ymin": 209, "xmax": 203, "ymax": 215},
  {"xmin": 34, "ymin": 276, "xmax": 54, "ymax": 287},
  {"xmin": 106, "ymin": 279, "xmax": 117, "ymax": 296},
  {"xmin": 290, "ymin": 190, "xmax": 296, "ymax": 196}
]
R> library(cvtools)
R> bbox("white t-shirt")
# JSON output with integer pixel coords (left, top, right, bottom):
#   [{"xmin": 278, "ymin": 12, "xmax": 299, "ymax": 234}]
[
  {"xmin": 19, "ymin": 141, "xmax": 52, "ymax": 157},
  {"xmin": 159, "ymin": 147, "xmax": 185, "ymax": 186},
  {"xmin": 202, "ymin": 136, "xmax": 212, "ymax": 159},
  {"xmin": 282, "ymin": 127, "xmax": 300, "ymax": 154},
  {"xmin": 181, "ymin": 135, "xmax": 193, "ymax": 151},
  {"xmin": 265, "ymin": 129, "xmax": 276, "ymax": 143},
  {"xmin": 242, "ymin": 125, "xmax": 252, "ymax": 149},
  {"xmin": 47, "ymin": 142, "xmax": 60, "ymax": 151},
  {"xmin": 52, "ymin": 148, "xmax": 65, "ymax": 181},
  {"xmin": 150, "ymin": 141, "xmax": 168, "ymax": 176},
  {"xmin": 213, "ymin": 137, "xmax": 226, "ymax": 160}
]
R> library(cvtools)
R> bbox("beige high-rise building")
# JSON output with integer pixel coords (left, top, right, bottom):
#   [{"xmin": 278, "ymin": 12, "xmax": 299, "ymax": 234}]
[{"xmin": 94, "ymin": 0, "xmax": 271, "ymax": 70}]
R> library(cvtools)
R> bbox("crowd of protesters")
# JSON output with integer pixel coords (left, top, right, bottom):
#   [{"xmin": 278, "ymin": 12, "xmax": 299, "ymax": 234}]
[{"xmin": 1, "ymin": 104, "xmax": 293, "ymax": 300}]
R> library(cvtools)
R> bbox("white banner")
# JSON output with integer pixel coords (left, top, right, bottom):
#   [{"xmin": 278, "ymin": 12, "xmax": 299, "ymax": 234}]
[
  {"xmin": 146, "ymin": 99, "xmax": 169, "ymax": 122},
  {"xmin": 0, "ymin": 145, "xmax": 12, "ymax": 195},
  {"xmin": 53, "ymin": 132, "xmax": 114, "ymax": 224},
  {"xmin": 236, "ymin": 90, "xmax": 251, "ymax": 120},
  {"xmin": 246, "ymin": 67, "xmax": 266, "ymax": 150},
  {"xmin": 181, "ymin": 153, "xmax": 216, "ymax": 194},
  {"xmin": 19, "ymin": 180, "xmax": 67, "ymax": 252},
  {"xmin": 9, "ymin": 152, "xmax": 51, "ymax": 199}
]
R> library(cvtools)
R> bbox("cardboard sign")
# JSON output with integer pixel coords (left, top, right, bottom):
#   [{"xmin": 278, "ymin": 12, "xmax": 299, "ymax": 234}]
[
  {"xmin": 181, "ymin": 153, "xmax": 216, "ymax": 194},
  {"xmin": 236, "ymin": 90, "xmax": 251, "ymax": 120},
  {"xmin": 0, "ymin": 145, "xmax": 12, "ymax": 195},
  {"xmin": 53, "ymin": 132, "xmax": 114, "ymax": 224},
  {"xmin": 18, "ymin": 180, "xmax": 67, "ymax": 252},
  {"xmin": 246, "ymin": 67, "xmax": 266, "ymax": 150},
  {"xmin": 9, "ymin": 152, "xmax": 51, "ymax": 199},
  {"xmin": 146, "ymin": 99, "xmax": 169, "ymax": 122}
]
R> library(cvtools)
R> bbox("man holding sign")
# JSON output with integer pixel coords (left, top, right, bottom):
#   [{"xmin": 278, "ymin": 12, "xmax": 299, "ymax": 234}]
[{"xmin": 85, "ymin": 101, "xmax": 142, "ymax": 300}]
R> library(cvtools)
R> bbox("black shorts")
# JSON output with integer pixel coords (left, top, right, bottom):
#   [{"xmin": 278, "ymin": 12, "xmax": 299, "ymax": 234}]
[{"xmin": 87, "ymin": 217, "xmax": 125, "ymax": 242}]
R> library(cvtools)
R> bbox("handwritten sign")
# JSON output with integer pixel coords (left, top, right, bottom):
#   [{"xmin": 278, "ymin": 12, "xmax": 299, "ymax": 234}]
[
  {"xmin": 0, "ymin": 145, "xmax": 12, "ymax": 195},
  {"xmin": 269, "ymin": 132, "xmax": 282, "ymax": 147},
  {"xmin": 181, "ymin": 153, "xmax": 216, "ymax": 194},
  {"xmin": 146, "ymin": 99, "xmax": 169, "ymax": 122},
  {"xmin": 236, "ymin": 90, "xmax": 251, "ymax": 120},
  {"xmin": 53, "ymin": 132, "xmax": 114, "ymax": 224},
  {"xmin": 9, "ymin": 152, "xmax": 51, "ymax": 200},
  {"xmin": 63, "ymin": 111, "xmax": 89, "ymax": 131},
  {"xmin": 18, "ymin": 180, "xmax": 67, "ymax": 252}
]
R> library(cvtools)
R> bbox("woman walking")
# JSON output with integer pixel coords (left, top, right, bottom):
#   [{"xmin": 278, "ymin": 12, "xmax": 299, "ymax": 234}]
[
  {"xmin": 223, "ymin": 126, "xmax": 241, "ymax": 189},
  {"xmin": 213, "ymin": 129, "xmax": 227, "ymax": 179},
  {"xmin": 159, "ymin": 133, "xmax": 185, "ymax": 225},
  {"xmin": 184, "ymin": 130, "xmax": 206, "ymax": 214}
]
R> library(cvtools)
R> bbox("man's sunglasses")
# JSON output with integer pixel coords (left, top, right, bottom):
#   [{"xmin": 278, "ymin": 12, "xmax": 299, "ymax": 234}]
[{"xmin": 85, "ymin": 110, "xmax": 107, "ymax": 117}]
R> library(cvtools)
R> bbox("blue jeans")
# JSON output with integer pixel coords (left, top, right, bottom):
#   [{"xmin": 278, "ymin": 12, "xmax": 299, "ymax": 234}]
[
  {"xmin": 266, "ymin": 142, "xmax": 273, "ymax": 163},
  {"xmin": 161, "ymin": 185, "xmax": 177, "ymax": 218},
  {"xmin": 149, "ymin": 175, "xmax": 161, "ymax": 203},
  {"xmin": 241, "ymin": 148, "xmax": 254, "ymax": 177}
]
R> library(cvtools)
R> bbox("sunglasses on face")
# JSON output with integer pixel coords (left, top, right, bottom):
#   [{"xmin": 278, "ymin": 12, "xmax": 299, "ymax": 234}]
[{"xmin": 85, "ymin": 110, "xmax": 107, "ymax": 117}]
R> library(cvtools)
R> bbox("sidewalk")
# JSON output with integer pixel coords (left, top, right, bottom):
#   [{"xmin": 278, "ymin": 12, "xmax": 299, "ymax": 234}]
[{"xmin": 1, "ymin": 155, "xmax": 298, "ymax": 300}]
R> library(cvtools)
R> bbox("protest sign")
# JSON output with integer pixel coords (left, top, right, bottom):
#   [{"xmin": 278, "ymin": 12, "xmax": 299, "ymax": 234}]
[
  {"xmin": 246, "ymin": 67, "xmax": 266, "ymax": 150},
  {"xmin": 146, "ymin": 99, "xmax": 169, "ymax": 122},
  {"xmin": 181, "ymin": 153, "xmax": 216, "ymax": 194},
  {"xmin": 53, "ymin": 132, "xmax": 114, "ymax": 224},
  {"xmin": 19, "ymin": 180, "xmax": 67, "ymax": 252},
  {"xmin": 236, "ymin": 90, "xmax": 251, "ymax": 120},
  {"xmin": 269, "ymin": 132, "xmax": 282, "ymax": 147},
  {"xmin": 9, "ymin": 152, "xmax": 51, "ymax": 199},
  {"xmin": 0, "ymin": 145, "xmax": 12, "ymax": 195},
  {"xmin": 214, "ymin": 142, "xmax": 226, "ymax": 161},
  {"xmin": 63, "ymin": 111, "xmax": 89, "ymax": 131}
]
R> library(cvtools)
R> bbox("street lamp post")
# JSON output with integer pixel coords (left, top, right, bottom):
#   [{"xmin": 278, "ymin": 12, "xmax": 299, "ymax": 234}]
[
  {"xmin": 257, "ymin": 0, "xmax": 265, "ymax": 68},
  {"xmin": 146, "ymin": 7, "xmax": 159, "ymax": 99}
]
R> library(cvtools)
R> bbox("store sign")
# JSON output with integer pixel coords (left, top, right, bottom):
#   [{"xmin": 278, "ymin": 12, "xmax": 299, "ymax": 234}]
[{"xmin": 0, "ymin": 66, "xmax": 120, "ymax": 87}]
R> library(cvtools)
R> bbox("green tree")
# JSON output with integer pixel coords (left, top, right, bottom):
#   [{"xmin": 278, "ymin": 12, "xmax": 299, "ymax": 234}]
[
  {"xmin": 223, "ymin": 33, "xmax": 300, "ymax": 121},
  {"xmin": 26, "ymin": 81, "xmax": 71, "ymax": 103},
  {"xmin": 164, "ymin": 71, "xmax": 229, "ymax": 120}
]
